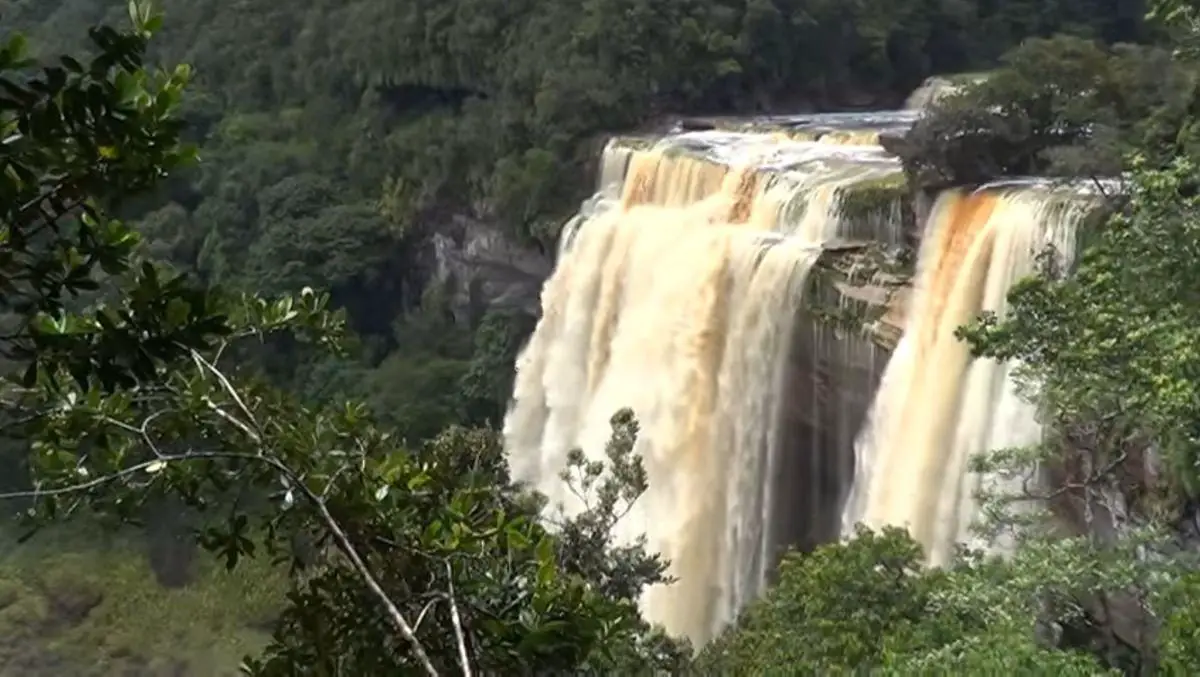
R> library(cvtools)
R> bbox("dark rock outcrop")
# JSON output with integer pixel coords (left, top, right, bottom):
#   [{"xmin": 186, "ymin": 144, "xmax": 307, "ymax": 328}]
[{"xmin": 418, "ymin": 215, "xmax": 552, "ymax": 324}]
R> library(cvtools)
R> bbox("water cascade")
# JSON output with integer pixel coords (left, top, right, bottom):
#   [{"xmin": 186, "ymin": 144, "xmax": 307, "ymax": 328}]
[
  {"xmin": 503, "ymin": 113, "xmax": 1103, "ymax": 647},
  {"xmin": 840, "ymin": 184, "xmax": 1096, "ymax": 565}
]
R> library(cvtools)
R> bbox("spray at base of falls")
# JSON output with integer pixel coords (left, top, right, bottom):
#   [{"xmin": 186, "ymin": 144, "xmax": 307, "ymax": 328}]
[{"xmin": 503, "ymin": 118, "xmax": 1105, "ymax": 647}]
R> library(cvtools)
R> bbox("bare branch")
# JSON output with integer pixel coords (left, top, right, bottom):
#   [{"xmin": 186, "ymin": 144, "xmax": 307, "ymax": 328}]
[
  {"xmin": 0, "ymin": 457, "xmax": 171, "ymax": 499},
  {"xmin": 202, "ymin": 395, "xmax": 261, "ymax": 443},
  {"xmin": 446, "ymin": 561, "xmax": 473, "ymax": 677},
  {"xmin": 191, "ymin": 349, "xmax": 262, "ymax": 439},
  {"xmin": 413, "ymin": 598, "xmax": 441, "ymax": 633},
  {"xmin": 1034, "ymin": 450, "xmax": 1129, "ymax": 503},
  {"xmin": 298, "ymin": 472, "xmax": 441, "ymax": 676}
]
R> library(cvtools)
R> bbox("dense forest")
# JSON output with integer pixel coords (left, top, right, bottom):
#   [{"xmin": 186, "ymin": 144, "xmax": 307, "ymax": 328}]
[
  {"xmin": 4, "ymin": 0, "xmax": 1200, "ymax": 674},
  {"xmin": 1, "ymin": 0, "xmax": 1153, "ymax": 444}
]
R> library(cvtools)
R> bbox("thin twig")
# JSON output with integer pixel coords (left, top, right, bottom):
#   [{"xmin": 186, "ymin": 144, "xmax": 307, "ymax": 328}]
[
  {"xmin": 191, "ymin": 349, "xmax": 262, "ymax": 439},
  {"xmin": 0, "ymin": 456, "xmax": 171, "ymax": 499},
  {"xmin": 445, "ymin": 561, "xmax": 473, "ymax": 677},
  {"xmin": 202, "ymin": 396, "xmax": 261, "ymax": 443},
  {"xmin": 413, "ymin": 598, "xmax": 440, "ymax": 632},
  {"xmin": 301, "ymin": 475, "xmax": 440, "ymax": 676}
]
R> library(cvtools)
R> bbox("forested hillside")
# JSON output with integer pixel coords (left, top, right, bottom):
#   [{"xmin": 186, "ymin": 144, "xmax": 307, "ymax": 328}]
[
  {"xmin": 6, "ymin": 0, "xmax": 1200, "ymax": 674},
  {"xmin": 2, "ymin": 0, "xmax": 1149, "ymax": 444}
]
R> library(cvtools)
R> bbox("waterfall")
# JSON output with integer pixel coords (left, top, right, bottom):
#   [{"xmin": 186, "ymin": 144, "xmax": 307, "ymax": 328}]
[
  {"xmin": 840, "ymin": 185, "xmax": 1096, "ymax": 565},
  {"xmin": 502, "ymin": 113, "xmax": 1104, "ymax": 646},
  {"xmin": 505, "ymin": 125, "xmax": 904, "ymax": 645}
]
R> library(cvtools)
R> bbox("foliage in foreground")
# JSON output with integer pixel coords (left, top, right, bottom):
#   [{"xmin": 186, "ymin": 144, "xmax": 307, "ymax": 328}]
[
  {"xmin": 959, "ymin": 151, "xmax": 1200, "ymax": 510},
  {"xmin": 695, "ymin": 528, "xmax": 1120, "ymax": 675},
  {"xmin": 0, "ymin": 7, "xmax": 686, "ymax": 675}
]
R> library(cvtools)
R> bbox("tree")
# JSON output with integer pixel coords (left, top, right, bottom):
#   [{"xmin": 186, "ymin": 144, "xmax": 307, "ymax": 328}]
[
  {"xmin": 949, "ymin": 151, "xmax": 1200, "ymax": 676},
  {"xmin": 0, "ymin": 1, "xmax": 204, "ymax": 389},
  {"xmin": 942, "ymin": 4, "xmax": 1200, "ymax": 667},
  {"xmin": 1, "ymin": 7, "xmax": 689, "ymax": 675},
  {"xmin": 693, "ymin": 526, "xmax": 1118, "ymax": 674},
  {"xmin": 895, "ymin": 34, "xmax": 1200, "ymax": 188}
]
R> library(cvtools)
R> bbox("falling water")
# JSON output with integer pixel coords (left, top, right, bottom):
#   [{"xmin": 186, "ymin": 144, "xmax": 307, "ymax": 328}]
[
  {"xmin": 504, "ymin": 108, "xmax": 1106, "ymax": 648},
  {"xmin": 841, "ymin": 184, "xmax": 1097, "ymax": 565},
  {"xmin": 504, "ymin": 125, "xmax": 904, "ymax": 645}
]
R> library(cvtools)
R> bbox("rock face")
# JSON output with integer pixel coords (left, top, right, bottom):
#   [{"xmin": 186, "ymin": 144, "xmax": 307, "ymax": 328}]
[
  {"xmin": 753, "ymin": 239, "xmax": 911, "ymax": 573},
  {"xmin": 903, "ymin": 74, "xmax": 988, "ymax": 109},
  {"xmin": 808, "ymin": 240, "xmax": 911, "ymax": 350},
  {"xmin": 420, "ymin": 215, "xmax": 551, "ymax": 324},
  {"xmin": 772, "ymin": 294, "xmax": 891, "ymax": 564}
]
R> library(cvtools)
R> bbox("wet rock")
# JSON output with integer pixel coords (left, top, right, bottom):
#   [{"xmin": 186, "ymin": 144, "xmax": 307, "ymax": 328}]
[
  {"xmin": 678, "ymin": 118, "xmax": 717, "ymax": 131},
  {"xmin": 877, "ymin": 130, "xmax": 913, "ymax": 158},
  {"xmin": 421, "ymin": 215, "xmax": 551, "ymax": 324}
]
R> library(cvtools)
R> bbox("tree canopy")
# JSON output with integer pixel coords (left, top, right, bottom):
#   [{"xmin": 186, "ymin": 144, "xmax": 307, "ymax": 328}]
[{"xmin": 2, "ymin": 0, "xmax": 1156, "ymax": 450}]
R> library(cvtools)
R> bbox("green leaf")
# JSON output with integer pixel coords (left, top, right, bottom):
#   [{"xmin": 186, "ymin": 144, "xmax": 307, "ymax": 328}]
[
  {"xmin": 144, "ymin": 14, "xmax": 164, "ymax": 34},
  {"xmin": 165, "ymin": 296, "xmax": 190, "ymax": 328}
]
